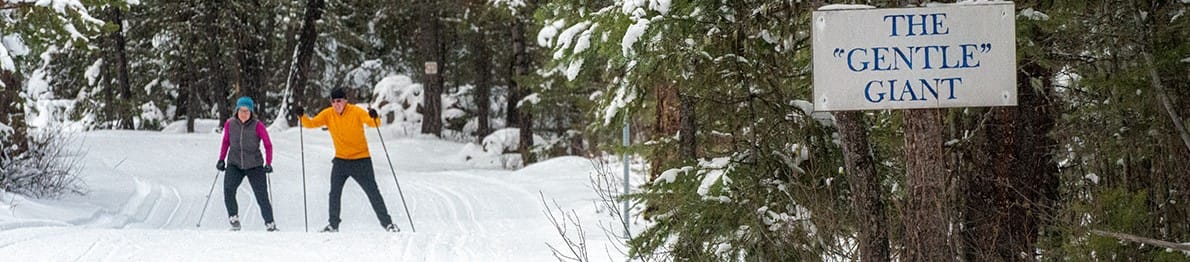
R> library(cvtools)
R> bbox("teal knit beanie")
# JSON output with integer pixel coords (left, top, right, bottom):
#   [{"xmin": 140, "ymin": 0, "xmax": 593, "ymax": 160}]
[{"xmin": 236, "ymin": 96, "xmax": 255, "ymax": 112}]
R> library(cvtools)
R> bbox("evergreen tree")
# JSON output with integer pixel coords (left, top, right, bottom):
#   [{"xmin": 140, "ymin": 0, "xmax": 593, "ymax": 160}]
[
  {"xmin": 1042, "ymin": 0, "xmax": 1189, "ymax": 259},
  {"xmin": 539, "ymin": 0, "xmax": 853, "ymax": 259},
  {"xmin": 1, "ymin": 0, "xmax": 110, "ymax": 197}
]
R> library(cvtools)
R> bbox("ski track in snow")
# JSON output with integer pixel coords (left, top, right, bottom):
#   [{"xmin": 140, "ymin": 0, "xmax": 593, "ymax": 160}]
[
  {"xmin": 74, "ymin": 236, "xmax": 106, "ymax": 261},
  {"xmin": 0, "ymin": 129, "xmax": 619, "ymax": 261},
  {"xmin": 0, "ymin": 228, "xmax": 71, "ymax": 251},
  {"xmin": 54, "ymin": 167, "xmax": 184, "ymax": 230}
]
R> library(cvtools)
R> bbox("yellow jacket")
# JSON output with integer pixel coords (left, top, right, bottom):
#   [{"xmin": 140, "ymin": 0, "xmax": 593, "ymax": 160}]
[{"xmin": 300, "ymin": 104, "xmax": 379, "ymax": 160}]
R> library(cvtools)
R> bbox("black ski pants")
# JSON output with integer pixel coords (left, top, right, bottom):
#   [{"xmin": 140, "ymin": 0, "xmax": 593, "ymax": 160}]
[
  {"xmin": 328, "ymin": 157, "xmax": 393, "ymax": 227},
  {"xmin": 224, "ymin": 165, "xmax": 274, "ymax": 223}
]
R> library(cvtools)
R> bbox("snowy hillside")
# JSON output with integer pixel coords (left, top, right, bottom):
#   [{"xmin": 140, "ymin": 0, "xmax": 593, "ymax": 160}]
[{"xmin": 0, "ymin": 125, "xmax": 639, "ymax": 261}]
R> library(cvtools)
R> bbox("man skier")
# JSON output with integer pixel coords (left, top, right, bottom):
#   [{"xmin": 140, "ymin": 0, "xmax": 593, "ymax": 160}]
[{"xmin": 294, "ymin": 87, "xmax": 399, "ymax": 232}]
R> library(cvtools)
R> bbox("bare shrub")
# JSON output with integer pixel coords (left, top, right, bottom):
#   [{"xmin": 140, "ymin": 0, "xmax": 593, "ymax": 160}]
[
  {"xmin": 1, "ymin": 127, "xmax": 86, "ymax": 199},
  {"xmin": 541, "ymin": 158, "xmax": 662, "ymax": 262}
]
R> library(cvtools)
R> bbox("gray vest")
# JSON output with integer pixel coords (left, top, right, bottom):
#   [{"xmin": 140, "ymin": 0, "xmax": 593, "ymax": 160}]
[{"xmin": 226, "ymin": 118, "xmax": 264, "ymax": 169}]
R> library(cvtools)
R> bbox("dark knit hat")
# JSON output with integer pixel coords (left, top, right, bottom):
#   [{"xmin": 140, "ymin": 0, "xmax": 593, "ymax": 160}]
[{"xmin": 330, "ymin": 88, "xmax": 347, "ymax": 99}]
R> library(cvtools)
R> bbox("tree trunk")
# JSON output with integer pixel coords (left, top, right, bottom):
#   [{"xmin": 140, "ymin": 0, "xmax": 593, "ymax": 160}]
[
  {"xmin": 1142, "ymin": 52, "xmax": 1190, "ymax": 154},
  {"xmin": 180, "ymin": 17, "xmax": 198, "ymax": 133},
  {"xmin": 287, "ymin": 0, "xmax": 325, "ymax": 127},
  {"xmin": 1091, "ymin": 230, "xmax": 1190, "ymax": 252},
  {"xmin": 108, "ymin": 6, "xmax": 133, "ymax": 129},
  {"xmin": 419, "ymin": 0, "xmax": 443, "ymax": 136},
  {"xmin": 890, "ymin": 3, "xmax": 950, "ymax": 260},
  {"xmin": 236, "ymin": 0, "xmax": 267, "ymax": 120},
  {"xmin": 902, "ymin": 108, "xmax": 950, "ymax": 261},
  {"xmin": 509, "ymin": 13, "xmax": 534, "ymax": 164},
  {"xmin": 678, "ymin": 93, "xmax": 696, "ymax": 160},
  {"xmin": 833, "ymin": 111, "xmax": 889, "ymax": 262},
  {"xmin": 472, "ymin": 26, "xmax": 492, "ymax": 143},
  {"xmin": 202, "ymin": 0, "xmax": 230, "ymax": 122},
  {"xmin": 100, "ymin": 47, "xmax": 116, "ymax": 128},
  {"xmin": 961, "ymin": 16, "xmax": 1059, "ymax": 259},
  {"xmin": 0, "ymin": 70, "xmax": 28, "ymax": 155},
  {"xmin": 518, "ymin": 104, "xmax": 535, "ymax": 164},
  {"xmin": 506, "ymin": 16, "xmax": 526, "ymax": 128},
  {"xmin": 964, "ymin": 106, "xmax": 1017, "ymax": 260},
  {"xmin": 649, "ymin": 83, "xmax": 681, "ymax": 181},
  {"xmin": 1010, "ymin": 59, "xmax": 1058, "ymax": 259},
  {"xmin": 184, "ymin": 75, "xmax": 197, "ymax": 133}
]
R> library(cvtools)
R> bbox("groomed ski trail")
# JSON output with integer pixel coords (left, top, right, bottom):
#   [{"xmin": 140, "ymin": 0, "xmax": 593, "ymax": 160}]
[{"xmin": 0, "ymin": 128, "xmax": 622, "ymax": 261}]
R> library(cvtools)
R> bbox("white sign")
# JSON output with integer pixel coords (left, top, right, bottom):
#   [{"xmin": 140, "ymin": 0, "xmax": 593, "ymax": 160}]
[
  {"xmin": 425, "ymin": 61, "xmax": 439, "ymax": 75},
  {"xmin": 812, "ymin": 3, "xmax": 1016, "ymax": 111}
]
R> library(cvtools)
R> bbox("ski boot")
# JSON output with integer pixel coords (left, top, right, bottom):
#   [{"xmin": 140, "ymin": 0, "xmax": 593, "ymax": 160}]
[
  {"xmin": 229, "ymin": 215, "xmax": 241, "ymax": 231},
  {"xmin": 318, "ymin": 224, "xmax": 338, "ymax": 233}
]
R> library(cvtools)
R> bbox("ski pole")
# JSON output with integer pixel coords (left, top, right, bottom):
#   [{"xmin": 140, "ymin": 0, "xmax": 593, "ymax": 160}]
[
  {"xmin": 299, "ymin": 117, "xmax": 309, "ymax": 232},
  {"xmin": 373, "ymin": 118, "xmax": 416, "ymax": 232},
  {"xmin": 197, "ymin": 170, "xmax": 221, "ymax": 227}
]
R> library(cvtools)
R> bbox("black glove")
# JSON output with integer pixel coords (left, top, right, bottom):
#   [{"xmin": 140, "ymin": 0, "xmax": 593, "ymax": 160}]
[
  {"xmin": 216, "ymin": 160, "xmax": 226, "ymax": 171},
  {"xmin": 368, "ymin": 108, "xmax": 379, "ymax": 119},
  {"xmin": 263, "ymin": 165, "xmax": 273, "ymax": 173},
  {"xmin": 292, "ymin": 106, "xmax": 305, "ymax": 117}
]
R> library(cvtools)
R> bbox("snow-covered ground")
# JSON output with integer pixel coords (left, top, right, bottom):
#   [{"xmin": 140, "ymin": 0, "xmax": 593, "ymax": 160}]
[{"xmin": 1, "ymin": 124, "xmax": 638, "ymax": 261}]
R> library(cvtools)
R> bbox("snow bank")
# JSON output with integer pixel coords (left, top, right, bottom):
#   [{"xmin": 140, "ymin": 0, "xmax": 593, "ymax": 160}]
[
  {"xmin": 160, "ymin": 119, "xmax": 224, "ymax": 133},
  {"xmin": 370, "ymin": 75, "xmax": 424, "ymax": 125},
  {"xmin": 453, "ymin": 128, "xmax": 549, "ymax": 168},
  {"xmin": 516, "ymin": 156, "xmax": 594, "ymax": 177},
  {"xmin": 482, "ymin": 128, "xmax": 544, "ymax": 154}
]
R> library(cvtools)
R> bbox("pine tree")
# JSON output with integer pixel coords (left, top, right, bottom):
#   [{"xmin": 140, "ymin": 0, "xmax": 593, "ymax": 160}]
[
  {"xmin": 1, "ymin": 0, "xmax": 109, "ymax": 197},
  {"xmin": 418, "ymin": 0, "xmax": 445, "ymax": 136},
  {"xmin": 1040, "ymin": 0, "xmax": 1190, "ymax": 259},
  {"xmin": 539, "ymin": 0, "xmax": 854, "ymax": 259},
  {"xmin": 285, "ymin": 0, "xmax": 326, "ymax": 127}
]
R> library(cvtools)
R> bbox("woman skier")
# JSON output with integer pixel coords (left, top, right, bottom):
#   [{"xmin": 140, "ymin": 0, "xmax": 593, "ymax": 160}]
[{"xmin": 215, "ymin": 96, "xmax": 278, "ymax": 231}]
